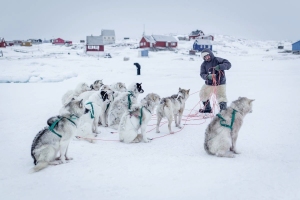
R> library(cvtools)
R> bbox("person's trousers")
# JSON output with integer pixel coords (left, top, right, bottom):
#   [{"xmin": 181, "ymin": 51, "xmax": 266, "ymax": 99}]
[{"xmin": 199, "ymin": 84, "xmax": 227, "ymax": 103}]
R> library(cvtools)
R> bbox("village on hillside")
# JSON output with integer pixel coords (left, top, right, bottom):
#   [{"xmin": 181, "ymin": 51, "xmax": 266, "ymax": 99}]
[{"xmin": 1, "ymin": 29, "xmax": 299, "ymax": 58}]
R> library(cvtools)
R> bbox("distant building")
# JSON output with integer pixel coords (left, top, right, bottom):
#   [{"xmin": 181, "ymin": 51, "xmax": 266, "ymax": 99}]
[
  {"xmin": 52, "ymin": 38, "xmax": 65, "ymax": 45},
  {"xmin": 292, "ymin": 40, "xmax": 300, "ymax": 53},
  {"xmin": 189, "ymin": 30, "xmax": 205, "ymax": 40},
  {"xmin": 197, "ymin": 35, "xmax": 214, "ymax": 41},
  {"xmin": 13, "ymin": 40, "xmax": 23, "ymax": 46},
  {"xmin": 80, "ymin": 40, "xmax": 85, "ymax": 43},
  {"xmin": 193, "ymin": 39, "xmax": 212, "ymax": 52},
  {"xmin": 86, "ymin": 35, "xmax": 104, "ymax": 54},
  {"xmin": 0, "ymin": 37, "xmax": 7, "ymax": 48},
  {"xmin": 27, "ymin": 39, "xmax": 42, "ymax": 44},
  {"xmin": 140, "ymin": 35, "xmax": 156, "ymax": 48},
  {"xmin": 101, "ymin": 29, "xmax": 115, "ymax": 45},
  {"xmin": 21, "ymin": 41, "xmax": 32, "ymax": 47},
  {"xmin": 139, "ymin": 35, "xmax": 177, "ymax": 49}
]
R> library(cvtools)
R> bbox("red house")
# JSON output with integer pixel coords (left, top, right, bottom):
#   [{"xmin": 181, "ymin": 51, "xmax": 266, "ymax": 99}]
[
  {"xmin": 52, "ymin": 38, "xmax": 65, "ymax": 45},
  {"xmin": 86, "ymin": 36, "xmax": 104, "ymax": 54},
  {"xmin": 189, "ymin": 30, "xmax": 205, "ymax": 40},
  {"xmin": 139, "ymin": 35, "xmax": 178, "ymax": 49},
  {"xmin": 0, "ymin": 38, "xmax": 7, "ymax": 48},
  {"xmin": 140, "ymin": 35, "xmax": 155, "ymax": 48}
]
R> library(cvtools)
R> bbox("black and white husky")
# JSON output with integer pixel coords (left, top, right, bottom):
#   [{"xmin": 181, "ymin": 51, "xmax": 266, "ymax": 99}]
[
  {"xmin": 204, "ymin": 97, "xmax": 255, "ymax": 158},
  {"xmin": 30, "ymin": 99, "xmax": 87, "ymax": 173},
  {"xmin": 119, "ymin": 93, "xmax": 161, "ymax": 143},
  {"xmin": 76, "ymin": 90, "xmax": 111, "ymax": 143},
  {"xmin": 156, "ymin": 88, "xmax": 190, "ymax": 134},
  {"xmin": 107, "ymin": 83, "xmax": 144, "ymax": 129}
]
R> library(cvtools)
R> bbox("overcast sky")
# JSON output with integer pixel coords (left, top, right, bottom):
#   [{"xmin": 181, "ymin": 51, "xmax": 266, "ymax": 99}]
[{"xmin": 1, "ymin": 0, "xmax": 299, "ymax": 42}]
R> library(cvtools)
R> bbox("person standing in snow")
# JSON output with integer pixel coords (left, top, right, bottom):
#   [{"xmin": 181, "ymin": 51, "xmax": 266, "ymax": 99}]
[{"xmin": 199, "ymin": 48, "xmax": 231, "ymax": 113}]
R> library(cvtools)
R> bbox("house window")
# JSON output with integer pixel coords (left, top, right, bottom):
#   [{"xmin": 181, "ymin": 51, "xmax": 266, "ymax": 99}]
[
  {"xmin": 140, "ymin": 43, "xmax": 143, "ymax": 46},
  {"xmin": 171, "ymin": 42, "xmax": 176, "ymax": 46},
  {"xmin": 88, "ymin": 46, "xmax": 99, "ymax": 50},
  {"xmin": 112, "ymin": 37, "xmax": 114, "ymax": 39}
]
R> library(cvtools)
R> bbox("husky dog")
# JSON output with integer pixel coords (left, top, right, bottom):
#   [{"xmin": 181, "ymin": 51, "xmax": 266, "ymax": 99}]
[
  {"xmin": 109, "ymin": 82, "xmax": 127, "ymax": 92},
  {"xmin": 90, "ymin": 80, "xmax": 103, "ymax": 91},
  {"xmin": 76, "ymin": 91, "xmax": 111, "ymax": 143},
  {"xmin": 156, "ymin": 88, "xmax": 190, "ymax": 134},
  {"xmin": 107, "ymin": 83, "xmax": 144, "ymax": 129},
  {"xmin": 204, "ymin": 97, "xmax": 255, "ymax": 158},
  {"xmin": 30, "ymin": 99, "xmax": 87, "ymax": 173},
  {"xmin": 119, "ymin": 93, "xmax": 161, "ymax": 143},
  {"xmin": 61, "ymin": 82, "xmax": 91, "ymax": 106},
  {"xmin": 75, "ymin": 84, "xmax": 112, "ymax": 106}
]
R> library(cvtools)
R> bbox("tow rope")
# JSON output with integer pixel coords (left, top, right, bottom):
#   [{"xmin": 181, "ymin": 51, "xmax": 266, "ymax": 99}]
[
  {"xmin": 86, "ymin": 102, "xmax": 95, "ymax": 119},
  {"xmin": 216, "ymin": 109, "xmax": 237, "ymax": 130},
  {"xmin": 49, "ymin": 115, "xmax": 77, "ymax": 138}
]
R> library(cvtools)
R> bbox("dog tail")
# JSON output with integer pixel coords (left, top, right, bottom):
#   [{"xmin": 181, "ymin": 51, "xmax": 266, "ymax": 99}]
[{"xmin": 29, "ymin": 161, "xmax": 49, "ymax": 173}]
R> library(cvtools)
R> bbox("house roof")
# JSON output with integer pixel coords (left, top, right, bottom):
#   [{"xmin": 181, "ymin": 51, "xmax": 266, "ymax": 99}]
[
  {"xmin": 189, "ymin": 30, "xmax": 203, "ymax": 36},
  {"xmin": 292, "ymin": 40, "xmax": 300, "ymax": 45},
  {"xmin": 152, "ymin": 35, "xmax": 177, "ymax": 42},
  {"xmin": 194, "ymin": 39, "xmax": 212, "ymax": 45},
  {"xmin": 143, "ymin": 35, "xmax": 155, "ymax": 43},
  {"xmin": 101, "ymin": 30, "xmax": 115, "ymax": 36},
  {"xmin": 86, "ymin": 36, "xmax": 104, "ymax": 45}
]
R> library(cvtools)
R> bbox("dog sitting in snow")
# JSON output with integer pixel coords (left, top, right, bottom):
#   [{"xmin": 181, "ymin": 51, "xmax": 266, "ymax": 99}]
[
  {"xmin": 61, "ymin": 82, "xmax": 91, "ymax": 106},
  {"xmin": 76, "ymin": 91, "xmax": 111, "ymax": 143},
  {"xmin": 90, "ymin": 80, "xmax": 104, "ymax": 91},
  {"xmin": 156, "ymin": 88, "xmax": 190, "ymax": 134},
  {"xmin": 119, "ymin": 93, "xmax": 161, "ymax": 143},
  {"xmin": 107, "ymin": 83, "xmax": 144, "ymax": 129},
  {"xmin": 204, "ymin": 97, "xmax": 255, "ymax": 158},
  {"xmin": 30, "ymin": 99, "xmax": 87, "ymax": 173}
]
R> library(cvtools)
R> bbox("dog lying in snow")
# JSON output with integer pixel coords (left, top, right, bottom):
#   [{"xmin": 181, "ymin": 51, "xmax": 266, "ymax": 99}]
[{"xmin": 119, "ymin": 93, "xmax": 161, "ymax": 143}]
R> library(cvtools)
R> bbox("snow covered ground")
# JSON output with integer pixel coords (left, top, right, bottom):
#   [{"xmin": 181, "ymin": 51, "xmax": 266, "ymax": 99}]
[{"xmin": 0, "ymin": 35, "xmax": 299, "ymax": 200}]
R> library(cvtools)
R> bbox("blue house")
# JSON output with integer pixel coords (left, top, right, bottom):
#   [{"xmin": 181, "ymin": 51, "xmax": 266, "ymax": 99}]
[
  {"xmin": 292, "ymin": 40, "xmax": 300, "ymax": 52},
  {"xmin": 193, "ymin": 39, "xmax": 212, "ymax": 52}
]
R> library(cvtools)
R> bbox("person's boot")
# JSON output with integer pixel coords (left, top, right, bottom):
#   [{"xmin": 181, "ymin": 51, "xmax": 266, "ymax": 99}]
[
  {"xmin": 199, "ymin": 100, "xmax": 212, "ymax": 113},
  {"xmin": 219, "ymin": 102, "xmax": 227, "ymax": 111}
]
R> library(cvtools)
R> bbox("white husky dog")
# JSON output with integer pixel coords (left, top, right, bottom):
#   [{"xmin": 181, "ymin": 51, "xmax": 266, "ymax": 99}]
[
  {"xmin": 204, "ymin": 97, "xmax": 255, "ymax": 158},
  {"xmin": 90, "ymin": 80, "xmax": 103, "ymax": 91},
  {"xmin": 119, "ymin": 93, "xmax": 161, "ymax": 143},
  {"xmin": 76, "ymin": 91, "xmax": 111, "ymax": 143},
  {"xmin": 107, "ymin": 83, "xmax": 144, "ymax": 129},
  {"xmin": 156, "ymin": 88, "xmax": 190, "ymax": 134},
  {"xmin": 30, "ymin": 99, "xmax": 87, "ymax": 173},
  {"xmin": 109, "ymin": 82, "xmax": 127, "ymax": 92},
  {"xmin": 61, "ymin": 82, "xmax": 91, "ymax": 106}
]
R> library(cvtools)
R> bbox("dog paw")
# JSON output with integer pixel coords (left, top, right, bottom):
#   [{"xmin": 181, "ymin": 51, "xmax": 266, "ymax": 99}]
[
  {"xmin": 143, "ymin": 139, "xmax": 151, "ymax": 143},
  {"xmin": 156, "ymin": 130, "xmax": 160, "ymax": 133},
  {"xmin": 65, "ymin": 156, "xmax": 73, "ymax": 160},
  {"xmin": 233, "ymin": 150, "xmax": 241, "ymax": 154}
]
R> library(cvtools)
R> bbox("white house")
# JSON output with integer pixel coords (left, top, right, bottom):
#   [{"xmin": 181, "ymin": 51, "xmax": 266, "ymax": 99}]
[{"xmin": 101, "ymin": 30, "xmax": 115, "ymax": 45}]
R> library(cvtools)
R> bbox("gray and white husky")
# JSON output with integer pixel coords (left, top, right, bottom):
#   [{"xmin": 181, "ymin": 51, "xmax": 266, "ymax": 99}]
[
  {"xmin": 156, "ymin": 88, "xmax": 190, "ymax": 134},
  {"xmin": 109, "ymin": 82, "xmax": 127, "ymax": 92},
  {"xmin": 204, "ymin": 97, "xmax": 255, "ymax": 158},
  {"xmin": 30, "ymin": 99, "xmax": 87, "ymax": 173},
  {"xmin": 107, "ymin": 83, "xmax": 144, "ymax": 129},
  {"xmin": 61, "ymin": 82, "xmax": 91, "ymax": 106},
  {"xmin": 90, "ymin": 80, "xmax": 103, "ymax": 91},
  {"xmin": 119, "ymin": 93, "xmax": 161, "ymax": 143}
]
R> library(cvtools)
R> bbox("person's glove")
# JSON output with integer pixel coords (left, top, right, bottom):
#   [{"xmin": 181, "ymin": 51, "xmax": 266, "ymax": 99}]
[
  {"xmin": 214, "ymin": 65, "xmax": 220, "ymax": 71},
  {"xmin": 207, "ymin": 74, "xmax": 215, "ymax": 80}
]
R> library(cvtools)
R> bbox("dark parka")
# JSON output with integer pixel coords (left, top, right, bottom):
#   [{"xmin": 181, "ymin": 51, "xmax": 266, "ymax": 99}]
[{"xmin": 200, "ymin": 49, "xmax": 231, "ymax": 85}]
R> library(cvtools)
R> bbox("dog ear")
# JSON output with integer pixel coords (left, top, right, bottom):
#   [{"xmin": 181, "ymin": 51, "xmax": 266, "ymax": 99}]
[
  {"xmin": 79, "ymin": 99, "xmax": 84, "ymax": 108},
  {"xmin": 179, "ymin": 87, "xmax": 181, "ymax": 91},
  {"xmin": 187, "ymin": 89, "xmax": 190, "ymax": 94},
  {"xmin": 238, "ymin": 97, "xmax": 242, "ymax": 100},
  {"xmin": 249, "ymin": 99, "xmax": 255, "ymax": 104}
]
